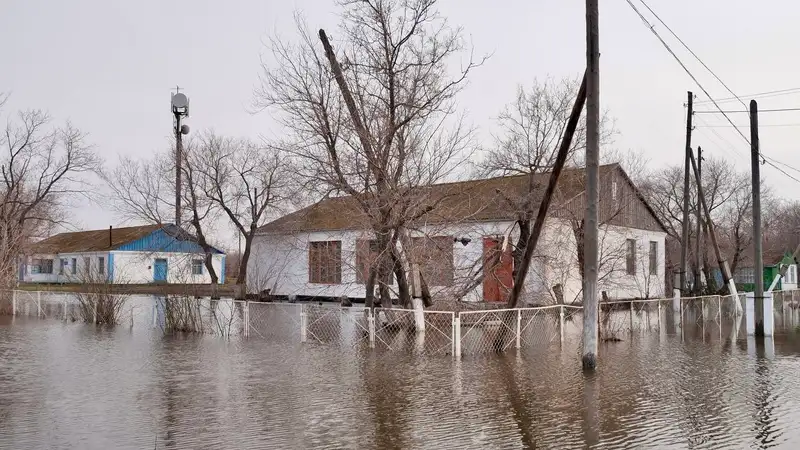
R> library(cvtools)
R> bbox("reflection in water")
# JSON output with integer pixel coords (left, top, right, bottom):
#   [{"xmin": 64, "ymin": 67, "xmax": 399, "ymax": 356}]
[{"xmin": 4, "ymin": 309, "xmax": 800, "ymax": 448}]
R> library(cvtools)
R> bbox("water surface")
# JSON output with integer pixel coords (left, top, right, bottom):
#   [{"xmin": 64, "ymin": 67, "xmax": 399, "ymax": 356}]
[{"xmin": 1, "ymin": 311, "xmax": 799, "ymax": 449}]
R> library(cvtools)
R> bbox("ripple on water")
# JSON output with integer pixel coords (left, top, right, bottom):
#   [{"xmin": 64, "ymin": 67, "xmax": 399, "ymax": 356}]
[{"xmin": 3, "ymin": 316, "xmax": 800, "ymax": 449}]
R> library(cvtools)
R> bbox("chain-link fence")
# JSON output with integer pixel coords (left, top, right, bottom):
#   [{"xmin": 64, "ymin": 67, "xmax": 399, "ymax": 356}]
[
  {"xmin": 156, "ymin": 296, "xmax": 245, "ymax": 336},
  {"xmin": 374, "ymin": 308, "xmax": 454, "ymax": 356},
  {"xmin": 248, "ymin": 302, "xmax": 303, "ymax": 343},
  {"xmin": 302, "ymin": 304, "xmax": 371, "ymax": 348},
  {"xmin": 12, "ymin": 288, "xmax": 800, "ymax": 357}
]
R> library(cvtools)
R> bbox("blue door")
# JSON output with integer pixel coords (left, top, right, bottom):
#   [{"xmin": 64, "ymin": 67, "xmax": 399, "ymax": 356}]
[{"xmin": 154, "ymin": 258, "xmax": 168, "ymax": 282}]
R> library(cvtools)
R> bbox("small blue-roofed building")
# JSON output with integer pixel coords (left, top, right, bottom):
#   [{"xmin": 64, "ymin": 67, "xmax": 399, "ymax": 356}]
[{"xmin": 20, "ymin": 224, "xmax": 226, "ymax": 284}]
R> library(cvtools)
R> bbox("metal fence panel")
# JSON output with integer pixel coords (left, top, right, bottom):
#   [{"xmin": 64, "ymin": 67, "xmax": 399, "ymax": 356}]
[
  {"xmin": 303, "ymin": 304, "xmax": 370, "ymax": 348},
  {"xmin": 248, "ymin": 302, "xmax": 302, "ymax": 343},
  {"xmin": 373, "ymin": 308, "xmax": 454, "ymax": 356}
]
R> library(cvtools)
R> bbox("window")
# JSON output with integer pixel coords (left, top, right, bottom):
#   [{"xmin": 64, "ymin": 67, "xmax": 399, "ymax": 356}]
[
  {"xmin": 611, "ymin": 180, "xmax": 618, "ymax": 202},
  {"xmin": 409, "ymin": 236, "xmax": 454, "ymax": 287},
  {"xmin": 71, "ymin": 258, "xmax": 77, "ymax": 275},
  {"xmin": 32, "ymin": 259, "xmax": 53, "ymax": 274},
  {"xmin": 355, "ymin": 240, "xmax": 393, "ymax": 285},
  {"xmin": 735, "ymin": 267, "xmax": 755, "ymax": 285},
  {"xmin": 309, "ymin": 241, "xmax": 342, "ymax": 284},
  {"xmin": 626, "ymin": 239, "xmax": 636, "ymax": 275},
  {"xmin": 788, "ymin": 265, "xmax": 797, "ymax": 284},
  {"xmin": 192, "ymin": 259, "xmax": 204, "ymax": 275},
  {"xmin": 59, "ymin": 258, "xmax": 68, "ymax": 275},
  {"xmin": 98, "ymin": 257, "xmax": 105, "ymax": 275},
  {"xmin": 648, "ymin": 241, "xmax": 658, "ymax": 276}
]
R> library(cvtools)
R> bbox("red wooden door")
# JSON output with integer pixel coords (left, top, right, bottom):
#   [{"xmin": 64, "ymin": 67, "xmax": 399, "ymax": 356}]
[{"xmin": 483, "ymin": 237, "xmax": 514, "ymax": 302}]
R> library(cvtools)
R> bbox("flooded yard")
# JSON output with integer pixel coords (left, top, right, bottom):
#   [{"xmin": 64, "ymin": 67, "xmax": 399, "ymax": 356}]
[{"xmin": 2, "ymin": 305, "xmax": 800, "ymax": 449}]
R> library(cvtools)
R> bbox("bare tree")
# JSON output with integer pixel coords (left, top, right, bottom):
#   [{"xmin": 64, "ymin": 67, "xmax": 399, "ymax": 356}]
[
  {"xmin": 0, "ymin": 107, "xmax": 98, "ymax": 287},
  {"xmin": 256, "ymin": 0, "xmax": 482, "ymax": 307},
  {"xmin": 103, "ymin": 142, "xmax": 221, "ymax": 281},
  {"xmin": 480, "ymin": 76, "xmax": 614, "ymax": 306},
  {"xmin": 192, "ymin": 131, "xmax": 288, "ymax": 291},
  {"xmin": 642, "ymin": 155, "xmax": 752, "ymax": 294}
]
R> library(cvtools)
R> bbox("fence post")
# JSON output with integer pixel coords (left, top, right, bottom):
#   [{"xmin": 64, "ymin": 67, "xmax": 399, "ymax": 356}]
[
  {"xmin": 37, "ymin": 291, "xmax": 42, "ymax": 318},
  {"xmin": 630, "ymin": 301, "xmax": 634, "ymax": 334},
  {"xmin": 454, "ymin": 315, "xmax": 461, "ymax": 359},
  {"xmin": 300, "ymin": 305, "xmax": 307, "ymax": 343},
  {"xmin": 63, "ymin": 295, "xmax": 68, "ymax": 321},
  {"xmin": 244, "ymin": 301, "xmax": 250, "ymax": 338},
  {"xmin": 11, "ymin": 290, "xmax": 16, "ymax": 316},
  {"xmin": 368, "ymin": 309, "xmax": 376, "ymax": 348},
  {"xmin": 559, "ymin": 305, "xmax": 566, "ymax": 344},
  {"xmin": 450, "ymin": 313, "xmax": 455, "ymax": 356},
  {"xmin": 92, "ymin": 299, "xmax": 97, "ymax": 325},
  {"xmin": 657, "ymin": 300, "xmax": 662, "ymax": 331},
  {"xmin": 515, "ymin": 309, "xmax": 521, "ymax": 349}
]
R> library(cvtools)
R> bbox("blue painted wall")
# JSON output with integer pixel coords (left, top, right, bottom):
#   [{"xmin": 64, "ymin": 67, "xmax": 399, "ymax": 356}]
[
  {"xmin": 220, "ymin": 256, "xmax": 226, "ymax": 284},
  {"xmin": 116, "ymin": 228, "xmax": 224, "ymax": 254},
  {"xmin": 107, "ymin": 252, "xmax": 114, "ymax": 282}
]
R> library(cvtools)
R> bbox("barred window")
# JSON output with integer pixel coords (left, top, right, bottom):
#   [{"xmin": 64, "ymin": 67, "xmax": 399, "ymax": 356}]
[
  {"xmin": 649, "ymin": 241, "xmax": 658, "ymax": 276},
  {"xmin": 626, "ymin": 239, "xmax": 636, "ymax": 275},
  {"xmin": 192, "ymin": 259, "xmax": 204, "ymax": 275},
  {"xmin": 309, "ymin": 241, "xmax": 342, "ymax": 284}
]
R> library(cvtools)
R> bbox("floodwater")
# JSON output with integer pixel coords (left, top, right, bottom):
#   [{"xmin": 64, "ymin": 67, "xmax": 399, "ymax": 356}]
[{"xmin": 1, "ymin": 308, "xmax": 800, "ymax": 449}]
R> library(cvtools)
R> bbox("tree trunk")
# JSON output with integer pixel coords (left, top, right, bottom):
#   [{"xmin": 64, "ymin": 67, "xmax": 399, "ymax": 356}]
[
  {"xmin": 512, "ymin": 219, "xmax": 530, "ymax": 283},
  {"xmin": 236, "ymin": 228, "xmax": 256, "ymax": 287},
  {"xmin": 204, "ymin": 252, "xmax": 219, "ymax": 284},
  {"xmin": 390, "ymin": 248, "xmax": 411, "ymax": 308},
  {"xmin": 188, "ymin": 220, "xmax": 219, "ymax": 282},
  {"xmin": 375, "ymin": 230, "xmax": 393, "ymax": 308},
  {"xmin": 365, "ymin": 268, "xmax": 377, "ymax": 308}
]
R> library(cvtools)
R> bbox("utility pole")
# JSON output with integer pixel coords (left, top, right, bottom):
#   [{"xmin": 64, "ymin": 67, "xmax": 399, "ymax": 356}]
[
  {"xmin": 680, "ymin": 92, "xmax": 693, "ymax": 295},
  {"xmin": 690, "ymin": 149, "xmax": 742, "ymax": 314},
  {"xmin": 582, "ymin": 0, "xmax": 600, "ymax": 371},
  {"xmin": 695, "ymin": 146, "xmax": 703, "ymax": 294},
  {"xmin": 750, "ymin": 99, "xmax": 764, "ymax": 335},
  {"xmin": 171, "ymin": 88, "xmax": 190, "ymax": 228}
]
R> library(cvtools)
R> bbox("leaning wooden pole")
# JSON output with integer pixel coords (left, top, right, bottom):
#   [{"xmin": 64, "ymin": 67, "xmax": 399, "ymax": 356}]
[
  {"xmin": 583, "ymin": 0, "xmax": 600, "ymax": 371},
  {"xmin": 505, "ymin": 71, "xmax": 588, "ymax": 308},
  {"xmin": 689, "ymin": 148, "xmax": 742, "ymax": 314}
]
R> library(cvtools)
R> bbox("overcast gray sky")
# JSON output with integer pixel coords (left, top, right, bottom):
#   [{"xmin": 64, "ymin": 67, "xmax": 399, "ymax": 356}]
[{"xmin": 2, "ymin": 0, "xmax": 799, "ymax": 249}]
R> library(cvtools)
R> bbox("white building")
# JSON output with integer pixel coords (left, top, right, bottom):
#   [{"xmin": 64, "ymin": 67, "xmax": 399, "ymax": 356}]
[
  {"xmin": 21, "ymin": 224, "xmax": 226, "ymax": 284},
  {"xmin": 248, "ymin": 164, "xmax": 667, "ymax": 304}
]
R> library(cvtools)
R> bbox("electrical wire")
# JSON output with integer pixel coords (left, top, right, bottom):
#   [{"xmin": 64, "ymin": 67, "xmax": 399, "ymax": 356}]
[
  {"xmin": 626, "ymin": 0, "xmax": 800, "ymax": 185},
  {"xmin": 696, "ymin": 123, "xmax": 800, "ymax": 128},
  {"xmin": 637, "ymin": 0, "xmax": 748, "ymax": 112},
  {"xmin": 695, "ymin": 88, "xmax": 800, "ymax": 105},
  {"xmin": 695, "ymin": 107, "xmax": 800, "ymax": 114}
]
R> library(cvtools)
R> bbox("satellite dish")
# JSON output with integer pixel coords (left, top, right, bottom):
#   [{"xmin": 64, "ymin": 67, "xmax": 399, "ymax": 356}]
[
  {"xmin": 172, "ymin": 93, "xmax": 188, "ymax": 109},
  {"xmin": 180, "ymin": 124, "xmax": 190, "ymax": 135}
]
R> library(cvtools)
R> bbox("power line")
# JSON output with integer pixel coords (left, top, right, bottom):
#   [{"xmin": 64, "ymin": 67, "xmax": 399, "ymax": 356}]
[
  {"xmin": 637, "ymin": 0, "xmax": 748, "ymax": 112},
  {"xmin": 695, "ymin": 107, "xmax": 800, "ymax": 114},
  {"xmin": 624, "ymin": 0, "xmax": 751, "ymax": 147},
  {"xmin": 626, "ymin": 0, "xmax": 800, "ymax": 186},
  {"xmin": 695, "ymin": 88, "xmax": 800, "ymax": 105},
  {"xmin": 697, "ymin": 123, "xmax": 800, "ymax": 128}
]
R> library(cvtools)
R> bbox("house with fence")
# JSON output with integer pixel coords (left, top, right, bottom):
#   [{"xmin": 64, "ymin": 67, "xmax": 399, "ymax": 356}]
[
  {"xmin": 728, "ymin": 251, "xmax": 798, "ymax": 292},
  {"xmin": 248, "ymin": 164, "xmax": 668, "ymax": 305},
  {"xmin": 20, "ymin": 224, "xmax": 226, "ymax": 284}
]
